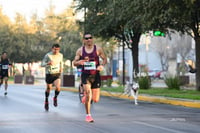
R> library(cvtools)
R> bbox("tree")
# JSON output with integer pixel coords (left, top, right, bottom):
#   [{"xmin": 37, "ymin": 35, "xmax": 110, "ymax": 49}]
[
  {"xmin": 52, "ymin": 6, "xmax": 82, "ymax": 62},
  {"xmin": 0, "ymin": 7, "xmax": 12, "ymax": 53},
  {"xmin": 139, "ymin": 0, "xmax": 200, "ymax": 90},
  {"xmin": 74, "ymin": 0, "xmax": 144, "ymax": 82},
  {"xmin": 0, "ymin": 3, "xmax": 82, "ymax": 63}
]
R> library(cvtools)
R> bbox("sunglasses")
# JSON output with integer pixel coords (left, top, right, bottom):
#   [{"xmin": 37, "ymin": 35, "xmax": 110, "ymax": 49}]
[{"xmin": 84, "ymin": 37, "xmax": 93, "ymax": 40}]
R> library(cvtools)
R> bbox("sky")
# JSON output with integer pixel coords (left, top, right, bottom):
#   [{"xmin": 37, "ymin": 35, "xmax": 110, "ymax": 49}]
[{"xmin": 0, "ymin": 0, "xmax": 73, "ymax": 21}]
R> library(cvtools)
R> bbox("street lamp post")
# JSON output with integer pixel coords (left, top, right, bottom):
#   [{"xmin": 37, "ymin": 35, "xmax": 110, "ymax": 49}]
[
  {"xmin": 122, "ymin": 34, "xmax": 125, "ymax": 85},
  {"xmin": 145, "ymin": 34, "xmax": 149, "ymax": 70}
]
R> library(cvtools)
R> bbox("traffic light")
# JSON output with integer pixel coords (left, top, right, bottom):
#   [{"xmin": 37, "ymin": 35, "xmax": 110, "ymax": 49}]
[{"xmin": 153, "ymin": 31, "xmax": 165, "ymax": 37}]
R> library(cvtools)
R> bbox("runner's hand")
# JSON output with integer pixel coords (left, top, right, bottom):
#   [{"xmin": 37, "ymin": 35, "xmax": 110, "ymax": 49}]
[
  {"xmin": 97, "ymin": 65, "xmax": 104, "ymax": 71},
  {"xmin": 47, "ymin": 61, "xmax": 53, "ymax": 65},
  {"xmin": 78, "ymin": 60, "xmax": 87, "ymax": 65}
]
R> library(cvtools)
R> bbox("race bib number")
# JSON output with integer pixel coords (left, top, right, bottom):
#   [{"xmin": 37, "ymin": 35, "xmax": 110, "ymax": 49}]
[
  {"xmin": 50, "ymin": 64, "xmax": 60, "ymax": 73},
  {"xmin": 84, "ymin": 61, "xmax": 96, "ymax": 70},
  {"xmin": 2, "ymin": 65, "xmax": 8, "ymax": 69}
]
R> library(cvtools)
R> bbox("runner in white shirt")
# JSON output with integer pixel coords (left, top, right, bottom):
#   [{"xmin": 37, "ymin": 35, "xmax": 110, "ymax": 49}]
[{"xmin": 41, "ymin": 44, "xmax": 63, "ymax": 111}]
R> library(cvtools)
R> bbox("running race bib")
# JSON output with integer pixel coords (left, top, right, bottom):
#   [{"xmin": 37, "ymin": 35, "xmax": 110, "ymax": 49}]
[
  {"xmin": 84, "ymin": 61, "xmax": 96, "ymax": 70},
  {"xmin": 50, "ymin": 64, "xmax": 60, "ymax": 73},
  {"xmin": 2, "ymin": 65, "xmax": 9, "ymax": 69}
]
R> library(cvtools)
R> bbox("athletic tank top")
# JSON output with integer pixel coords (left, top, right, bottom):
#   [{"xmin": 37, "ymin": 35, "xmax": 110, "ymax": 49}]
[
  {"xmin": 0, "ymin": 59, "xmax": 10, "ymax": 71},
  {"xmin": 81, "ymin": 45, "xmax": 100, "ymax": 74}
]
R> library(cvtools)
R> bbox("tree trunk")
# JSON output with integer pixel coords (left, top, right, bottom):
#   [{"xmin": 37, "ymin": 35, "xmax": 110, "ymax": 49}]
[
  {"xmin": 131, "ymin": 33, "xmax": 141, "ymax": 80},
  {"xmin": 195, "ymin": 37, "xmax": 200, "ymax": 90}
]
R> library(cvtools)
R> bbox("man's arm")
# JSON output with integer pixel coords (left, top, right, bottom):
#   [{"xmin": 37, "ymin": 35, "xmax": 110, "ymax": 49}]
[
  {"xmin": 41, "ymin": 54, "xmax": 49, "ymax": 67},
  {"xmin": 60, "ymin": 54, "xmax": 64, "ymax": 73},
  {"xmin": 73, "ymin": 48, "xmax": 82, "ymax": 66}
]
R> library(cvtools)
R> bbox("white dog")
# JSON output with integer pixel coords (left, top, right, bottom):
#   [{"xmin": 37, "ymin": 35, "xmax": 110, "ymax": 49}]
[{"xmin": 124, "ymin": 81, "xmax": 139, "ymax": 105}]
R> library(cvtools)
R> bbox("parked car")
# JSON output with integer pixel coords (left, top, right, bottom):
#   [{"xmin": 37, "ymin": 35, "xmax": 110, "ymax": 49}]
[{"xmin": 148, "ymin": 70, "xmax": 164, "ymax": 79}]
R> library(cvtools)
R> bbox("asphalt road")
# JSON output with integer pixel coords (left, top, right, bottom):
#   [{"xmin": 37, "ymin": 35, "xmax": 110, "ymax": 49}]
[{"xmin": 0, "ymin": 84, "xmax": 199, "ymax": 133}]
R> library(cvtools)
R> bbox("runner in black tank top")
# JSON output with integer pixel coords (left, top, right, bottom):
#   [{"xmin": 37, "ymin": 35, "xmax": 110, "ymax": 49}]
[
  {"xmin": 81, "ymin": 45, "xmax": 100, "ymax": 75},
  {"xmin": 0, "ymin": 52, "xmax": 11, "ymax": 96},
  {"xmin": 81, "ymin": 45, "xmax": 101, "ymax": 89},
  {"xmin": 73, "ymin": 32, "xmax": 107, "ymax": 123}
]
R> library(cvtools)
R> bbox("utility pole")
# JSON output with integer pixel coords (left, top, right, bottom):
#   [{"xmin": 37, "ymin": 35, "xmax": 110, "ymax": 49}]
[{"xmin": 122, "ymin": 33, "xmax": 125, "ymax": 85}]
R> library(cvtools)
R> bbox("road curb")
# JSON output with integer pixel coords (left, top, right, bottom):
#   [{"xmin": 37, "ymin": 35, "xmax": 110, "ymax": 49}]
[
  {"xmin": 61, "ymin": 87, "xmax": 200, "ymax": 109},
  {"xmin": 137, "ymin": 95, "xmax": 200, "ymax": 108}
]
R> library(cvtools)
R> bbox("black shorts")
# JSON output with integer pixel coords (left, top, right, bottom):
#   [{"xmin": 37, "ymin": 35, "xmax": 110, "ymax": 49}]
[
  {"xmin": 0, "ymin": 71, "xmax": 9, "ymax": 79},
  {"xmin": 45, "ymin": 73, "xmax": 61, "ymax": 84},
  {"xmin": 81, "ymin": 72, "xmax": 101, "ymax": 89}
]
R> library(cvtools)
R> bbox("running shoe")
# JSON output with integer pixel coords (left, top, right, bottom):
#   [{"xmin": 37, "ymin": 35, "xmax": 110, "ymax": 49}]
[
  {"xmin": 53, "ymin": 97, "xmax": 57, "ymax": 107},
  {"xmin": 85, "ymin": 115, "xmax": 94, "ymax": 123},
  {"xmin": 44, "ymin": 101, "xmax": 49, "ymax": 111},
  {"xmin": 4, "ymin": 92, "xmax": 7, "ymax": 96}
]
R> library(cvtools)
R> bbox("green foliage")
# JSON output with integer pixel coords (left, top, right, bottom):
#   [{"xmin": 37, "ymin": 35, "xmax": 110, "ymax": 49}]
[
  {"xmin": 106, "ymin": 79, "xmax": 113, "ymax": 87},
  {"xmin": 139, "ymin": 88, "xmax": 200, "ymax": 100},
  {"xmin": 138, "ymin": 76, "xmax": 151, "ymax": 90},
  {"xmin": 101, "ymin": 84, "xmax": 200, "ymax": 100},
  {"xmin": 0, "ymin": 5, "xmax": 81, "ymax": 63},
  {"xmin": 177, "ymin": 62, "xmax": 188, "ymax": 75},
  {"xmin": 74, "ymin": 0, "xmax": 142, "ymax": 74},
  {"xmin": 101, "ymin": 86, "xmax": 124, "ymax": 93},
  {"xmin": 75, "ymin": 0, "xmax": 200, "ymax": 90},
  {"xmin": 164, "ymin": 75, "xmax": 180, "ymax": 90},
  {"xmin": 101, "ymin": 78, "xmax": 113, "ymax": 87}
]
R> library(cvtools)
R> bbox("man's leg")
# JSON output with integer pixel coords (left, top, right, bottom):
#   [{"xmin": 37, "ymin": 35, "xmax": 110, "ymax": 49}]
[
  {"xmin": 0, "ymin": 77, "xmax": 3, "ymax": 88},
  {"xmin": 53, "ymin": 78, "xmax": 61, "ymax": 107},
  {"xmin": 91, "ymin": 73, "xmax": 101, "ymax": 103},
  {"xmin": 83, "ymin": 83, "xmax": 94, "ymax": 122},
  {"xmin": 92, "ymin": 88, "xmax": 100, "ymax": 103},
  {"xmin": 45, "ymin": 84, "xmax": 51, "ymax": 111},
  {"xmin": 4, "ymin": 77, "xmax": 8, "ymax": 95}
]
